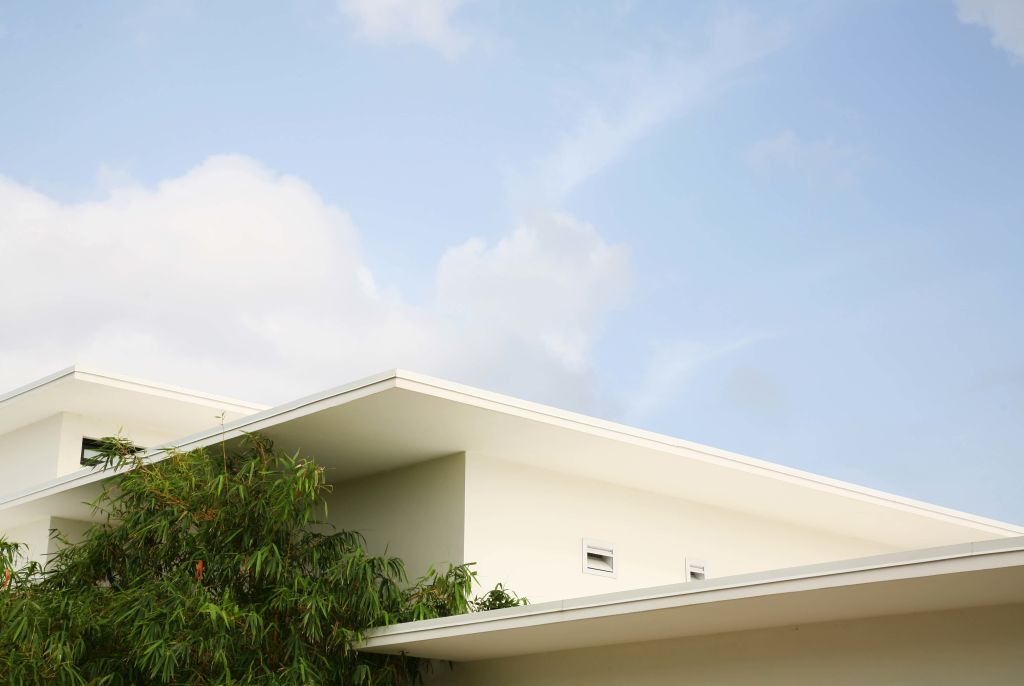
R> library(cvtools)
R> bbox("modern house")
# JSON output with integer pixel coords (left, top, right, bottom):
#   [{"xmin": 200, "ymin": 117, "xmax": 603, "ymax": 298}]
[{"xmin": 2, "ymin": 366, "xmax": 1022, "ymax": 683}]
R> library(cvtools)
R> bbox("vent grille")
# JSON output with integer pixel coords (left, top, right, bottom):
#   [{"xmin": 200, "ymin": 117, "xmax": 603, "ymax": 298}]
[
  {"xmin": 686, "ymin": 558, "xmax": 707, "ymax": 581},
  {"xmin": 582, "ymin": 539, "xmax": 616, "ymax": 577}
]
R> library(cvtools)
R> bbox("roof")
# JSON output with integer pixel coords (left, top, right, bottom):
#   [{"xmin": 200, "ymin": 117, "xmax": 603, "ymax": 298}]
[
  {"xmin": 359, "ymin": 536, "xmax": 1024, "ymax": 661},
  {"xmin": 0, "ymin": 365, "xmax": 267, "ymax": 437},
  {"xmin": 1, "ymin": 369, "xmax": 1021, "ymax": 544}
]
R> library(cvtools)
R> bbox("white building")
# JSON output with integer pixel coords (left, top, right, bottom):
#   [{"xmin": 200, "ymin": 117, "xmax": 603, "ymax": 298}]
[{"xmin": 2, "ymin": 366, "xmax": 1022, "ymax": 684}]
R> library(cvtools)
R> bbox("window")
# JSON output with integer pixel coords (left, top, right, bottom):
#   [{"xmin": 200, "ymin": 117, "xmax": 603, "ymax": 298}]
[{"xmin": 80, "ymin": 438, "xmax": 105, "ymax": 466}]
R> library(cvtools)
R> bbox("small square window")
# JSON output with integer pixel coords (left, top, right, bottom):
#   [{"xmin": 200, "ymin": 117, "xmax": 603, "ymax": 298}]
[{"xmin": 80, "ymin": 438, "xmax": 105, "ymax": 466}]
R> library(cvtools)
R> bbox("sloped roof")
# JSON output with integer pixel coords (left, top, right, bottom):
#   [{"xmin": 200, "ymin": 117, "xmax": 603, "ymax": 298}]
[
  {"xmin": 1, "ymin": 369, "xmax": 1020, "ymax": 546},
  {"xmin": 0, "ymin": 365, "xmax": 266, "ymax": 437}
]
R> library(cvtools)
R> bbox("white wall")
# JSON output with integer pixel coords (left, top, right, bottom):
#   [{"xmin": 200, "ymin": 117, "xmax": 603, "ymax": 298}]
[
  {"xmin": 428, "ymin": 604, "xmax": 1024, "ymax": 686},
  {"xmin": 2, "ymin": 518, "xmax": 52, "ymax": 569},
  {"xmin": 0, "ymin": 414, "xmax": 64, "ymax": 496},
  {"xmin": 47, "ymin": 517, "xmax": 92, "ymax": 557},
  {"xmin": 0, "ymin": 411, "xmax": 181, "ymax": 500},
  {"xmin": 0, "ymin": 407, "xmax": 202, "ymax": 566},
  {"xmin": 464, "ymin": 455, "xmax": 895, "ymax": 603},
  {"xmin": 1, "ymin": 516, "xmax": 91, "ymax": 568},
  {"xmin": 55, "ymin": 412, "xmax": 182, "ymax": 477},
  {"xmin": 327, "ymin": 453, "xmax": 466, "ymax": 581}
]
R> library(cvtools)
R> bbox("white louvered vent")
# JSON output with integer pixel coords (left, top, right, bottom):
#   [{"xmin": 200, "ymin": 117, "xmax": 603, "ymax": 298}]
[{"xmin": 582, "ymin": 539, "xmax": 616, "ymax": 577}]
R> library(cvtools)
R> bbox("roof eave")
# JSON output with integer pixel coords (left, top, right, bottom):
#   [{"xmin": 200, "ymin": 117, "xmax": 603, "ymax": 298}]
[{"xmin": 359, "ymin": 536, "xmax": 1024, "ymax": 661}]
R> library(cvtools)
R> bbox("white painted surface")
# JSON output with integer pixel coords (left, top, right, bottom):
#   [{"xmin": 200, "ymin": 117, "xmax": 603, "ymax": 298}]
[
  {"xmin": 0, "ymin": 411, "xmax": 195, "ymax": 501},
  {"xmin": 0, "ymin": 368, "xmax": 265, "ymax": 553},
  {"xmin": 362, "ymin": 537, "xmax": 1024, "ymax": 660},
  {"xmin": 463, "ymin": 455, "xmax": 894, "ymax": 603},
  {"xmin": 47, "ymin": 517, "xmax": 92, "ymax": 557},
  {"xmin": 2, "ymin": 366, "xmax": 1021, "ymax": 625},
  {"xmin": 2, "ymin": 518, "xmax": 52, "ymax": 568},
  {"xmin": 327, "ymin": 453, "xmax": 466, "ymax": 581},
  {"xmin": 4, "ymin": 369, "xmax": 1021, "ymax": 552},
  {"xmin": 0, "ymin": 415, "xmax": 64, "ymax": 496},
  {"xmin": 0, "ymin": 366, "xmax": 264, "ymax": 438},
  {"xmin": 426, "ymin": 603, "xmax": 1024, "ymax": 686},
  {"xmin": 0, "ymin": 367, "xmax": 1018, "ymax": 682},
  {"xmin": 2, "ymin": 516, "xmax": 98, "ymax": 568},
  {"xmin": 54, "ymin": 412, "xmax": 182, "ymax": 478}
]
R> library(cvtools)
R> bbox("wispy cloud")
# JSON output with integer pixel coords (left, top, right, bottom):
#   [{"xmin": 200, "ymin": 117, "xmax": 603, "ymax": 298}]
[
  {"xmin": 955, "ymin": 0, "xmax": 1024, "ymax": 62},
  {"xmin": 624, "ymin": 332, "xmax": 777, "ymax": 423},
  {"xmin": 338, "ymin": 0, "xmax": 473, "ymax": 59},
  {"xmin": 746, "ymin": 131, "xmax": 864, "ymax": 186},
  {"xmin": 525, "ymin": 10, "xmax": 788, "ymax": 203}
]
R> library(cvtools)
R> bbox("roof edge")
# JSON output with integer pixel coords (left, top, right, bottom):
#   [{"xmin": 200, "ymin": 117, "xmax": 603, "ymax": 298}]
[
  {"xmin": 390, "ymin": 370, "xmax": 1024, "ymax": 536},
  {"xmin": 0, "ymin": 365, "xmax": 78, "ymax": 405},
  {"xmin": 361, "ymin": 535, "xmax": 1024, "ymax": 648},
  {"xmin": 2, "ymin": 368, "xmax": 1021, "ymax": 537},
  {"xmin": 0, "ymin": 370, "xmax": 404, "ymax": 510},
  {"xmin": 0, "ymin": 365, "xmax": 268, "ymax": 412}
]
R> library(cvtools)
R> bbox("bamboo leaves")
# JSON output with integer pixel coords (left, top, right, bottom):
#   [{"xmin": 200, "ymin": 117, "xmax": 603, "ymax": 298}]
[{"xmin": 0, "ymin": 433, "xmax": 518, "ymax": 685}]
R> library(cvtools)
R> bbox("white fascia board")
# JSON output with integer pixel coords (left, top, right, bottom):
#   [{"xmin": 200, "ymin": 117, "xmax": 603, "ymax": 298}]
[
  {"xmin": 0, "ymin": 370, "xmax": 403, "ymax": 511},
  {"xmin": 392, "ymin": 370, "xmax": 1024, "ymax": 536},
  {"xmin": 0, "ymin": 365, "xmax": 78, "ymax": 405},
  {"xmin": 68, "ymin": 366, "xmax": 269, "ymax": 413},
  {"xmin": 360, "ymin": 536, "xmax": 1024, "ymax": 653},
  {"xmin": 164, "ymin": 369, "xmax": 403, "ymax": 451},
  {"xmin": 2, "ymin": 368, "xmax": 1021, "ymax": 538},
  {"xmin": 0, "ymin": 365, "xmax": 268, "ymax": 413}
]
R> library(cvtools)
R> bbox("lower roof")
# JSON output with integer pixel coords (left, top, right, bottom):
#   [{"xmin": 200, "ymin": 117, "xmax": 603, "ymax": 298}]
[{"xmin": 359, "ymin": 536, "xmax": 1024, "ymax": 662}]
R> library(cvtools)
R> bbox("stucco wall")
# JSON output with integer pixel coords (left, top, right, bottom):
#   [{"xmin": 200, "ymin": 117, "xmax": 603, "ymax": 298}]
[
  {"xmin": 326, "ymin": 453, "xmax": 466, "ymax": 581},
  {"xmin": 2, "ymin": 518, "xmax": 53, "ymax": 568},
  {"xmin": 0, "ymin": 414, "xmax": 64, "ymax": 496},
  {"xmin": 429, "ymin": 603, "xmax": 1024, "ymax": 685},
  {"xmin": 0, "ymin": 411, "xmax": 182, "ymax": 499},
  {"xmin": 54, "ymin": 412, "xmax": 178, "ymax": 477},
  {"xmin": 1, "ymin": 515, "xmax": 91, "ymax": 568},
  {"xmin": 464, "ymin": 455, "xmax": 895, "ymax": 603},
  {"xmin": 47, "ymin": 516, "xmax": 92, "ymax": 557}
]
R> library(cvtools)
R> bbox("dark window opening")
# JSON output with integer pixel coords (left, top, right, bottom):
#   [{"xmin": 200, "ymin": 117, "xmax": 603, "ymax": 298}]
[{"xmin": 80, "ymin": 438, "xmax": 105, "ymax": 466}]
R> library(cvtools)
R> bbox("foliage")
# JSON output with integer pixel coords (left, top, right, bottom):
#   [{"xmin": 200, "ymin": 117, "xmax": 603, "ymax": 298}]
[
  {"xmin": 470, "ymin": 583, "xmax": 528, "ymax": 612},
  {"xmin": 0, "ymin": 434, "xmax": 522, "ymax": 685}
]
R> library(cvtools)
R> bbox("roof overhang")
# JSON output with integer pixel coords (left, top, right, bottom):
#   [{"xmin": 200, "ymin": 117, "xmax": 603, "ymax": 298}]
[
  {"xmin": 0, "ymin": 366, "xmax": 266, "ymax": 438},
  {"xmin": 1, "ymin": 370, "xmax": 1021, "ymax": 546},
  {"xmin": 359, "ymin": 537, "xmax": 1024, "ymax": 661}
]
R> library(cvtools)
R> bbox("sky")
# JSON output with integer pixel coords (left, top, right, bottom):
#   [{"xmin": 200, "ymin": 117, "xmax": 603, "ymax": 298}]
[{"xmin": 1, "ymin": 0, "xmax": 1022, "ymax": 523}]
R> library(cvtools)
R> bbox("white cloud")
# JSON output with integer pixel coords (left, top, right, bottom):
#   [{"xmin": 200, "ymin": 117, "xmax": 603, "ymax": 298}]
[
  {"xmin": 338, "ymin": 0, "xmax": 472, "ymax": 59},
  {"xmin": 437, "ymin": 212, "xmax": 631, "ymax": 373},
  {"xmin": 746, "ymin": 131, "xmax": 863, "ymax": 186},
  {"xmin": 956, "ymin": 0, "xmax": 1024, "ymax": 61},
  {"xmin": 527, "ymin": 10, "xmax": 788, "ymax": 203},
  {"xmin": 0, "ymin": 155, "xmax": 630, "ymax": 408}
]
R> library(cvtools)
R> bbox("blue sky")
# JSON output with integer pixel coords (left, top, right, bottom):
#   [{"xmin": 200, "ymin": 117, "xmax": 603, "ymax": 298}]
[{"xmin": 1, "ymin": 1, "xmax": 1022, "ymax": 523}]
